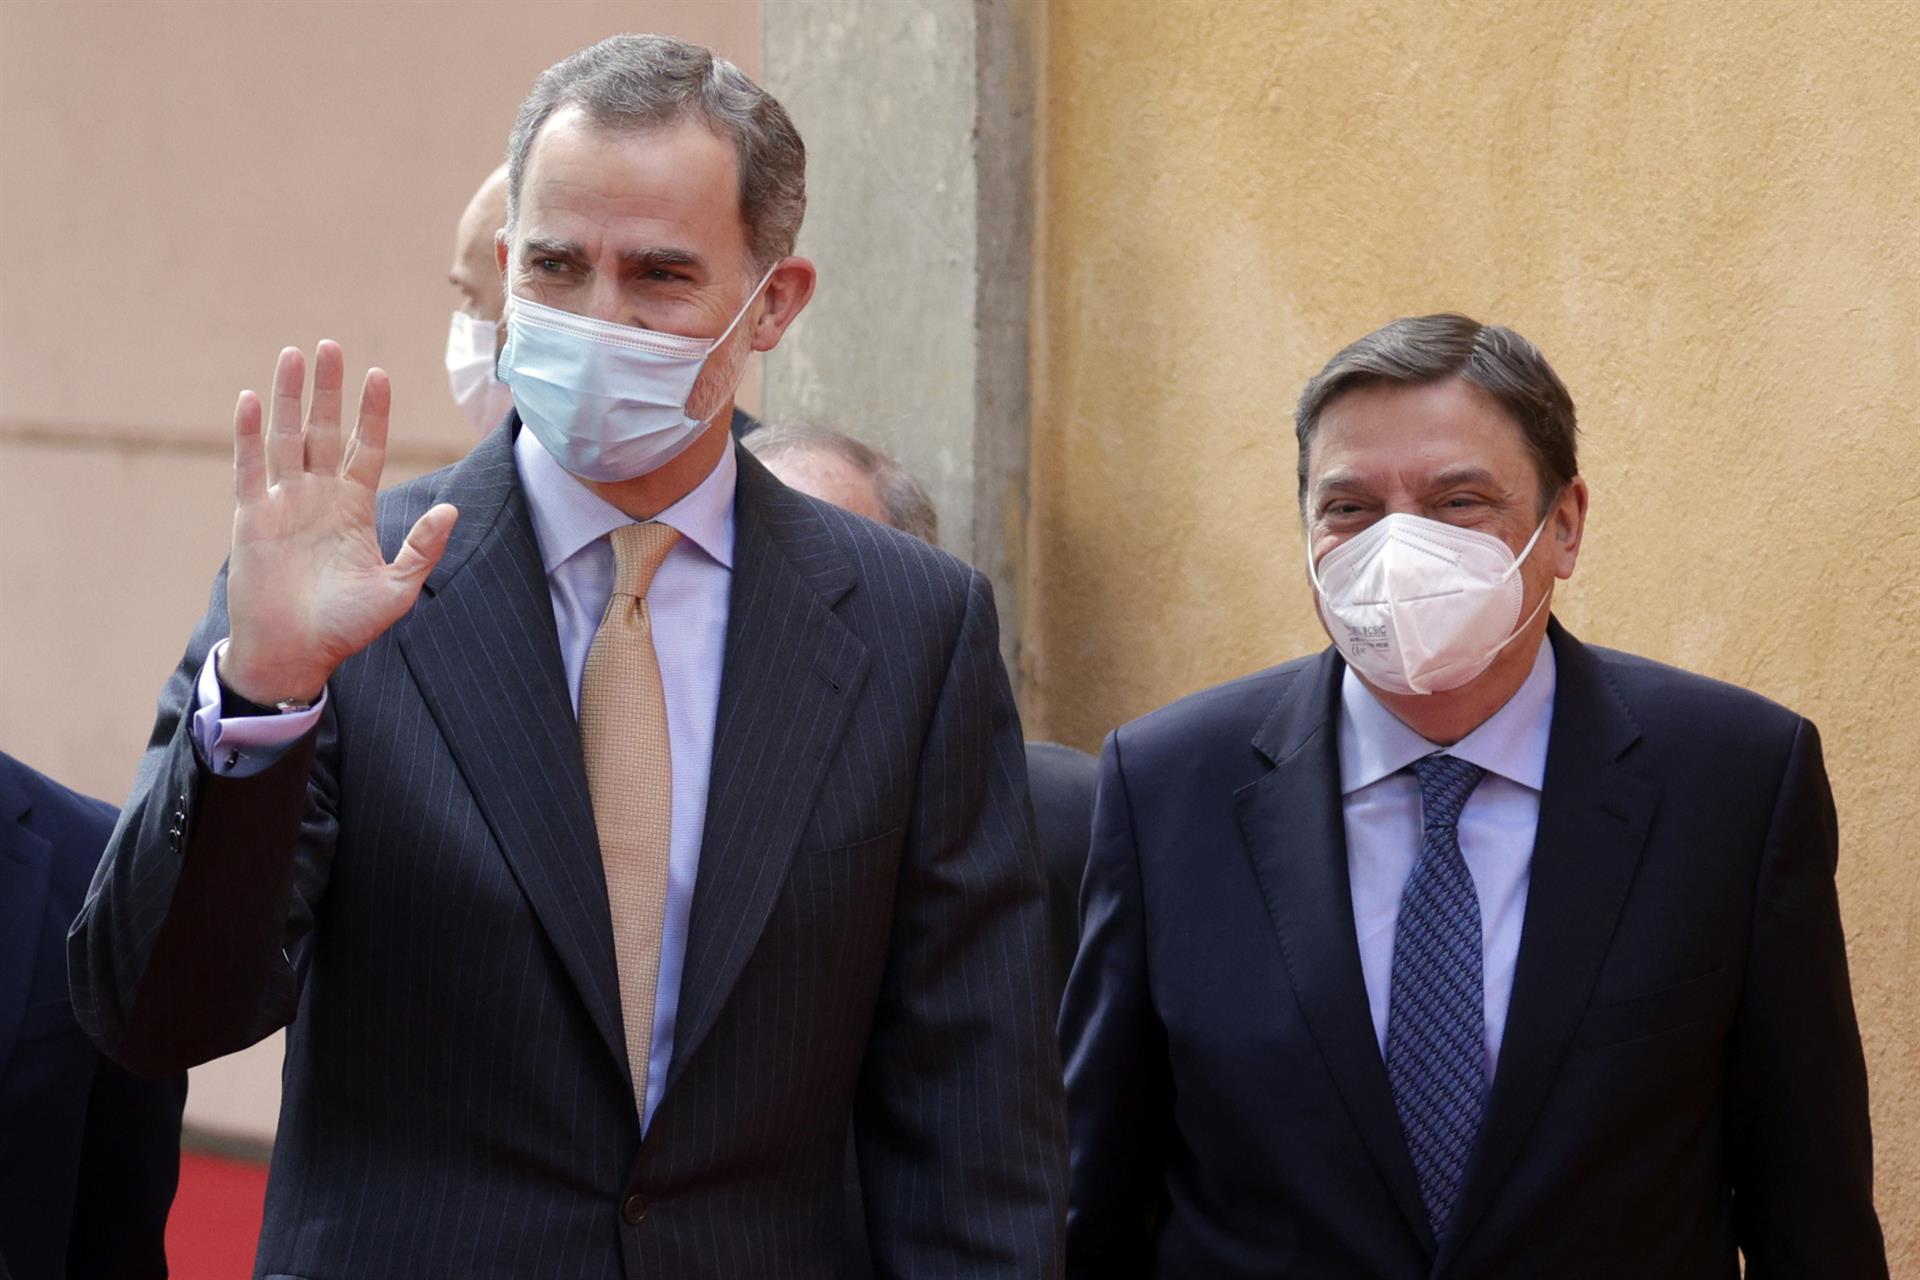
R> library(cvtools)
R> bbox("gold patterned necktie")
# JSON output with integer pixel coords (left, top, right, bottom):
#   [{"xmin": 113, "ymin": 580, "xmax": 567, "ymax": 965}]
[{"xmin": 579, "ymin": 521, "xmax": 682, "ymax": 1118}]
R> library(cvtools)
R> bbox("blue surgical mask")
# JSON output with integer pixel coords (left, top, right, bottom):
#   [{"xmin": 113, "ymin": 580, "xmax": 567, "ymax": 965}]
[{"xmin": 499, "ymin": 266, "xmax": 774, "ymax": 481}]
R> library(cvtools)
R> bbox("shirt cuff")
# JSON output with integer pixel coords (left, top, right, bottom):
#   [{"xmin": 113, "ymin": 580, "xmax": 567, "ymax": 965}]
[{"xmin": 190, "ymin": 639, "xmax": 327, "ymax": 778}]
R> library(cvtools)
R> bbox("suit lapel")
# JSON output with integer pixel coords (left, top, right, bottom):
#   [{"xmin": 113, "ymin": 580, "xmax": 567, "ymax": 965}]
[
  {"xmin": 663, "ymin": 451, "xmax": 869, "ymax": 1097},
  {"xmin": 0, "ymin": 766, "xmax": 53, "ymax": 1067},
  {"xmin": 392, "ymin": 426, "xmax": 627, "ymax": 1074},
  {"xmin": 1234, "ymin": 650, "xmax": 1437, "ymax": 1256},
  {"xmin": 1435, "ymin": 622, "xmax": 1658, "ymax": 1273}
]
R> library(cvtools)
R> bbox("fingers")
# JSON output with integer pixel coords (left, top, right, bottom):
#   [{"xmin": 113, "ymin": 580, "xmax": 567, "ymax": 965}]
[
  {"xmin": 264, "ymin": 347, "xmax": 306, "ymax": 484},
  {"xmin": 343, "ymin": 367, "xmax": 392, "ymax": 491},
  {"xmin": 233, "ymin": 389, "xmax": 266, "ymax": 505},
  {"xmin": 303, "ymin": 340, "xmax": 345, "ymax": 473},
  {"xmin": 251, "ymin": 343, "xmax": 387, "ymax": 491},
  {"xmin": 390, "ymin": 503, "xmax": 460, "ymax": 588}
]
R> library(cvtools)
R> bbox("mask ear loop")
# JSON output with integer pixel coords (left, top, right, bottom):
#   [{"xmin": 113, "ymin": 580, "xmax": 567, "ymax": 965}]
[
  {"xmin": 1498, "ymin": 506, "xmax": 1555, "ymax": 583},
  {"xmin": 681, "ymin": 261, "xmax": 782, "ymax": 422},
  {"xmin": 708, "ymin": 262, "xmax": 782, "ymax": 352},
  {"xmin": 1486, "ymin": 490, "xmax": 1566, "ymax": 658}
]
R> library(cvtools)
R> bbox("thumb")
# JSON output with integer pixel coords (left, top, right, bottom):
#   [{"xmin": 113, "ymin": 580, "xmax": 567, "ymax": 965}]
[{"xmin": 391, "ymin": 503, "xmax": 460, "ymax": 585}]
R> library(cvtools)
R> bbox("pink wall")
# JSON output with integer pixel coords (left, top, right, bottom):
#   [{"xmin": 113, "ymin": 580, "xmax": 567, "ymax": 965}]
[{"xmin": 0, "ymin": 0, "xmax": 763, "ymax": 1146}]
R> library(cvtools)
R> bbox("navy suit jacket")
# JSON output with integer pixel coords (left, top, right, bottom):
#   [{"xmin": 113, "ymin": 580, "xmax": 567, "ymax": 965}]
[
  {"xmin": 1, "ymin": 752, "xmax": 183, "ymax": 1280},
  {"xmin": 1060, "ymin": 622, "xmax": 1886, "ymax": 1278},
  {"xmin": 70, "ymin": 426, "xmax": 1066, "ymax": 1278}
]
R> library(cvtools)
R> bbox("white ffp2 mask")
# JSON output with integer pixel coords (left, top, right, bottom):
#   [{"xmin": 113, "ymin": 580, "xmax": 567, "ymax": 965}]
[
  {"xmin": 1309, "ymin": 512, "xmax": 1553, "ymax": 695},
  {"xmin": 498, "ymin": 267, "xmax": 774, "ymax": 482},
  {"xmin": 445, "ymin": 310, "xmax": 514, "ymax": 436}
]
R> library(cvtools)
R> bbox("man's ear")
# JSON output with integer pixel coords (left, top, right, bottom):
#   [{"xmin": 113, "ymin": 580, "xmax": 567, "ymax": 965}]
[
  {"xmin": 495, "ymin": 228, "xmax": 510, "ymax": 275},
  {"xmin": 750, "ymin": 257, "xmax": 818, "ymax": 353},
  {"xmin": 1552, "ymin": 475, "xmax": 1589, "ymax": 580}
]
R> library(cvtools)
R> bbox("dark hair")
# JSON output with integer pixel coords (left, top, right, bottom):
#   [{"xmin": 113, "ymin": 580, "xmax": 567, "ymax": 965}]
[
  {"xmin": 742, "ymin": 421, "xmax": 940, "ymax": 545},
  {"xmin": 1294, "ymin": 313, "xmax": 1578, "ymax": 514},
  {"xmin": 506, "ymin": 34, "xmax": 806, "ymax": 271}
]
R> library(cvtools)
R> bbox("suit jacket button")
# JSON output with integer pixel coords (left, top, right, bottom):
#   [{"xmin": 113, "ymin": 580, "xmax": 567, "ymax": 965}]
[{"xmin": 621, "ymin": 1193, "xmax": 648, "ymax": 1225}]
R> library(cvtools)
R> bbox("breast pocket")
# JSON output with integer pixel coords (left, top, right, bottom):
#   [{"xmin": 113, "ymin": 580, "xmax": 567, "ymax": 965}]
[
  {"xmin": 1576, "ymin": 966, "xmax": 1731, "ymax": 1049},
  {"xmin": 785, "ymin": 827, "xmax": 904, "ymax": 897}
]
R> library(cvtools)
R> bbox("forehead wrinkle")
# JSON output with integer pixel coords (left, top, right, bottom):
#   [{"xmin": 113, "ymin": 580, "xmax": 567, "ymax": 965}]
[{"xmin": 1420, "ymin": 464, "xmax": 1502, "ymax": 490}]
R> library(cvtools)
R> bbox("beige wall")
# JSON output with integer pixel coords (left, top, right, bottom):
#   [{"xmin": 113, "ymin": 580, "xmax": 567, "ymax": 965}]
[
  {"xmin": 1026, "ymin": 0, "xmax": 1918, "ymax": 1267},
  {"xmin": 0, "ymin": 0, "xmax": 762, "ymax": 1146}
]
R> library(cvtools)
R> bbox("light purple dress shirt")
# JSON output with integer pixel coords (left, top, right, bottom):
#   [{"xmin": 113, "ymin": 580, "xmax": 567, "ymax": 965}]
[
  {"xmin": 1337, "ymin": 638, "xmax": 1556, "ymax": 1083},
  {"xmin": 191, "ymin": 429, "xmax": 737, "ymax": 1134}
]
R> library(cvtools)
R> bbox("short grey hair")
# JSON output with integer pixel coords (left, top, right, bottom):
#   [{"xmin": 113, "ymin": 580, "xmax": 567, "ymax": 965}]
[
  {"xmin": 743, "ymin": 422, "xmax": 941, "ymax": 546},
  {"xmin": 506, "ymin": 34, "xmax": 806, "ymax": 271},
  {"xmin": 1294, "ymin": 313, "xmax": 1578, "ymax": 515}
]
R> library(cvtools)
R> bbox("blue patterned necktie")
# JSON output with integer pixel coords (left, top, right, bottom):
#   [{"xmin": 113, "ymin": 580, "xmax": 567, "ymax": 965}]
[{"xmin": 1386, "ymin": 753, "xmax": 1489, "ymax": 1242}]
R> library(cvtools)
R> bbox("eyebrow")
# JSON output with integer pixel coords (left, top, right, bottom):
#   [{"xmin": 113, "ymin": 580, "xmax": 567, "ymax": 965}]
[
  {"xmin": 1311, "ymin": 470, "xmax": 1373, "ymax": 498},
  {"xmin": 1310, "ymin": 464, "xmax": 1504, "ymax": 500},
  {"xmin": 516, "ymin": 239, "xmax": 708, "ymax": 277},
  {"xmin": 520, "ymin": 237, "xmax": 585, "ymax": 261},
  {"xmin": 618, "ymin": 245, "xmax": 706, "ymax": 275}
]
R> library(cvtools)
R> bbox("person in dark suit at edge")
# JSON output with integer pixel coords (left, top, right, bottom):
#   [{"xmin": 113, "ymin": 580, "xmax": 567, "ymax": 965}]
[
  {"xmin": 446, "ymin": 160, "xmax": 759, "ymax": 442},
  {"xmin": 71, "ymin": 34, "xmax": 1064, "ymax": 1278},
  {"xmin": 1, "ymin": 750, "xmax": 184, "ymax": 1279},
  {"xmin": 744, "ymin": 420, "xmax": 1100, "ymax": 1009},
  {"xmin": 1060, "ymin": 314, "xmax": 1887, "ymax": 1278}
]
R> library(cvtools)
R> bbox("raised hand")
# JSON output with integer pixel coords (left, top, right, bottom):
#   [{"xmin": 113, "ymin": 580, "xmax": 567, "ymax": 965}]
[{"xmin": 221, "ymin": 341, "xmax": 458, "ymax": 704}]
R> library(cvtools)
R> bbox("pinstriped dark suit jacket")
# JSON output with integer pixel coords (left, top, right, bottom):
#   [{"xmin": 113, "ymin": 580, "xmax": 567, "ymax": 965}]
[{"xmin": 69, "ymin": 424, "xmax": 1068, "ymax": 1278}]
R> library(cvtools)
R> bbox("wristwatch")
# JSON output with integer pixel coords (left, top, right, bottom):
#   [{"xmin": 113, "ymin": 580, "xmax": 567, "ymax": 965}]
[{"xmin": 218, "ymin": 677, "xmax": 314, "ymax": 719}]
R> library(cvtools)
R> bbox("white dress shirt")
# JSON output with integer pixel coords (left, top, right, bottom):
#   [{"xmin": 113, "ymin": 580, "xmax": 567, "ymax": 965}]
[
  {"xmin": 1338, "ymin": 639, "xmax": 1556, "ymax": 1082},
  {"xmin": 191, "ymin": 429, "xmax": 737, "ymax": 1134}
]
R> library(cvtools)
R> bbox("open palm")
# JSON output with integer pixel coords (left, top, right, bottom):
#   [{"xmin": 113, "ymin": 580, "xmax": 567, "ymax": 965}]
[{"xmin": 222, "ymin": 341, "xmax": 458, "ymax": 704}]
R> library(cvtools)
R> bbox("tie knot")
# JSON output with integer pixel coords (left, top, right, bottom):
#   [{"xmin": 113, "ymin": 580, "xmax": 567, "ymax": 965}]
[
  {"xmin": 608, "ymin": 522, "xmax": 681, "ymax": 601},
  {"xmin": 1410, "ymin": 753, "xmax": 1487, "ymax": 831}
]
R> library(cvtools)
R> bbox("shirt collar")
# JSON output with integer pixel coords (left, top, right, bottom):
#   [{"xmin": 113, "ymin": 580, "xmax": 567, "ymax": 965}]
[
  {"xmin": 1336, "ymin": 637, "xmax": 1557, "ymax": 795},
  {"xmin": 514, "ymin": 426, "xmax": 737, "ymax": 575}
]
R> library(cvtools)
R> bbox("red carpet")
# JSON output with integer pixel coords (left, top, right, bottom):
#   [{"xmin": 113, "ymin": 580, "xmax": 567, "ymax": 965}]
[{"xmin": 166, "ymin": 1152, "xmax": 268, "ymax": 1278}]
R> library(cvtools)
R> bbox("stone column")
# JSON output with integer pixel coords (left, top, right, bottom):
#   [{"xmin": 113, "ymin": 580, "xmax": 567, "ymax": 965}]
[{"xmin": 760, "ymin": 0, "xmax": 1035, "ymax": 676}]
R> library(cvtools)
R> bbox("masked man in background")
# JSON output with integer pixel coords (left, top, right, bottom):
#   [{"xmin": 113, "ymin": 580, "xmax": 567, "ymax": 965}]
[
  {"xmin": 74, "ymin": 34, "xmax": 1065, "ymax": 1278},
  {"xmin": 1060, "ymin": 314, "xmax": 1886, "ymax": 1278}
]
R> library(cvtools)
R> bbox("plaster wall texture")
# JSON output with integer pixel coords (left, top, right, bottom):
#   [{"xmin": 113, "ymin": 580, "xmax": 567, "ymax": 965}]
[
  {"xmin": 1, "ymin": 0, "xmax": 762, "ymax": 1146},
  {"xmin": 1027, "ymin": 0, "xmax": 1918, "ymax": 1267}
]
